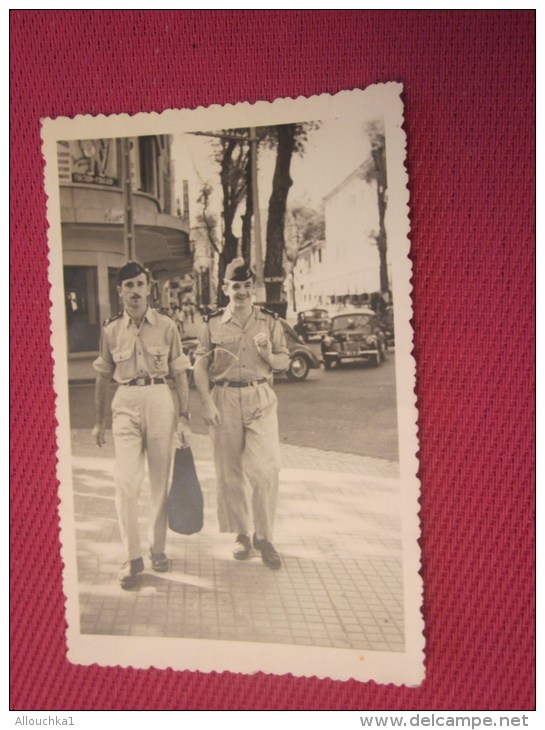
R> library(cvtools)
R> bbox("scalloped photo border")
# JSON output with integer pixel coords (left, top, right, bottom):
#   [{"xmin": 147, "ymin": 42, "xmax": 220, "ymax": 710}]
[{"xmin": 41, "ymin": 83, "xmax": 424, "ymax": 686}]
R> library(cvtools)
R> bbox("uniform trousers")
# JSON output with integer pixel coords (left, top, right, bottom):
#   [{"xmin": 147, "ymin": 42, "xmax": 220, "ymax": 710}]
[
  {"xmin": 111, "ymin": 383, "xmax": 176, "ymax": 561},
  {"xmin": 211, "ymin": 381, "xmax": 280, "ymax": 541}
]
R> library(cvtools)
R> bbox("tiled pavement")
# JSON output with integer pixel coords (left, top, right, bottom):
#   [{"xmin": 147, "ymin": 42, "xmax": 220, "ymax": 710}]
[{"xmin": 71, "ymin": 429, "xmax": 404, "ymax": 653}]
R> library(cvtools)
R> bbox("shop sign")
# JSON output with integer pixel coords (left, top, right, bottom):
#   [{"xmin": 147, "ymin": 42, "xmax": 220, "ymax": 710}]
[
  {"xmin": 73, "ymin": 172, "xmax": 117, "ymax": 186},
  {"xmin": 104, "ymin": 208, "xmax": 125, "ymax": 223}
]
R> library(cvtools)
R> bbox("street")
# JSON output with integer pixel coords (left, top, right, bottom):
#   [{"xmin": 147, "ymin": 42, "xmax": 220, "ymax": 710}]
[
  {"xmin": 274, "ymin": 347, "xmax": 398, "ymax": 461},
  {"xmin": 68, "ymin": 350, "xmax": 399, "ymax": 463}
]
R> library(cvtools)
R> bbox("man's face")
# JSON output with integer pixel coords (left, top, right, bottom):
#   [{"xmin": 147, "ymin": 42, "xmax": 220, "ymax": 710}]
[
  {"xmin": 117, "ymin": 273, "xmax": 150, "ymax": 312},
  {"xmin": 223, "ymin": 279, "xmax": 255, "ymax": 308}
]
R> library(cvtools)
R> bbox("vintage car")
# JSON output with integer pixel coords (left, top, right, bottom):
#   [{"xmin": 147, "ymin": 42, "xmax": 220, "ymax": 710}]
[
  {"xmin": 278, "ymin": 318, "xmax": 321, "ymax": 381},
  {"xmin": 321, "ymin": 308, "xmax": 387, "ymax": 369},
  {"xmin": 181, "ymin": 318, "xmax": 320, "ymax": 383},
  {"xmin": 293, "ymin": 308, "xmax": 331, "ymax": 342}
]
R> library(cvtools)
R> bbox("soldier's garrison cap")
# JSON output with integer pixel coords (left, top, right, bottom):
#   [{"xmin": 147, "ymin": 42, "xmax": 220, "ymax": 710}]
[
  {"xmin": 117, "ymin": 261, "xmax": 151, "ymax": 284},
  {"xmin": 224, "ymin": 257, "xmax": 255, "ymax": 282}
]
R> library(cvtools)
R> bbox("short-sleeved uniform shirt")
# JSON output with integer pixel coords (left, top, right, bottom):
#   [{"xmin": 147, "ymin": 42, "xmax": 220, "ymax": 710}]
[
  {"xmin": 195, "ymin": 305, "xmax": 289, "ymax": 383},
  {"xmin": 93, "ymin": 307, "xmax": 190, "ymax": 383}
]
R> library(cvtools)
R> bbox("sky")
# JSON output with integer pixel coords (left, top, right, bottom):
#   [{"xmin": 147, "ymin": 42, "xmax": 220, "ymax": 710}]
[{"xmin": 171, "ymin": 112, "xmax": 377, "ymax": 235}]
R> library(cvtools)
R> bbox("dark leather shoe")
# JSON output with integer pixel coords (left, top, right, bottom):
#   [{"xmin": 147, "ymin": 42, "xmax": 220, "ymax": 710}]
[
  {"xmin": 253, "ymin": 534, "xmax": 281, "ymax": 570},
  {"xmin": 118, "ymin": 557, "xmax": 144, "ymax": 589},
  {"xmin": 149, "ymin": 550, "xmax": 169, "ymax": 572},
  {"xmin": 233, "ymin": 534, "xmax": 252, "ymax": 560}
]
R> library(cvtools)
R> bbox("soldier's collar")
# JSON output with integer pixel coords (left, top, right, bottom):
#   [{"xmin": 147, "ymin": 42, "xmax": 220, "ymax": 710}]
[
  {"xmin": 123, "ymin": 306, "xmax": 154, "ymax": 327},
  {"xmin": 221, "ymin": 307, "xmax": 233, "ymax": 323},
  {"xmin": 222, "ymin": 304, "xmax": 262, "ymax": 324}
]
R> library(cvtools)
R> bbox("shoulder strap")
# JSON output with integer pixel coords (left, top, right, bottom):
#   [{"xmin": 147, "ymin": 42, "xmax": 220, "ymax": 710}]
[
  {"xmin": 203, "ymin": 308, "xmax": 224, "ymax": 323},
  {"xmin": 154, "ymin": 307, "xmax": 175, "ymax": 320},
  {"xmin": 259, "ymin": 306, "xmax": 280, "ymax": 320},
  {"xmin": 102, "ymin": 312, "xmax": 122, "ymax": 327}
]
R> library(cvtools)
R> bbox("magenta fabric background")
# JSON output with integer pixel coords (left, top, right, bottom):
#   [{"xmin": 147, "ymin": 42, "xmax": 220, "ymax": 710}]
[{"xmin": 9, "ymin": 10, "xmax": 535, "ymax": 710}]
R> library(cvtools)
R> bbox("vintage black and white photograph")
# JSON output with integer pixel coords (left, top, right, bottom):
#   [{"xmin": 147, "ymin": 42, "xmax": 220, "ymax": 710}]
[{"xmin": 43, "ymin": 84, "xmax": 423, "ymax": 684}]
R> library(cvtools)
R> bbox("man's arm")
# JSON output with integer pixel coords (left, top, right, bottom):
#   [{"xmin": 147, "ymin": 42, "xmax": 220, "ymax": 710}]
[
  {"xmin": 193, "ymin": 356, "xmax": 221, "ymax": 427},
  {"xmin": 193, "ymin": 321, "xmax": 221, "ymax": 427},
  {"xmin": 166, "ymin": 320, "xmax": 193, "ymax": 446},
  {"xmin": 255, "ymin": 343, "xmax": 290, "ymax": 371},
  {"xmin": 173, "ymin": 370, "xmax": 192, "ymax": 446},
  {"xmin": 92, "ymin": 373, "xmax": 110, "ymax": 447},
  {"xmin": 254, "ymin": 320, "xmax": 290, "ymax": 372},
  {"xmin": 92, "ymin": 325, "xmax": 115, "ymax": 447}
]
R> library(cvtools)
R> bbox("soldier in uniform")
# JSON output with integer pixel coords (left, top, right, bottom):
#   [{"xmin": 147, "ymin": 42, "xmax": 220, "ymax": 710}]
[
  {"xmin": 193, "ymin": 258, "xmax": 290, "ymax": 569},
  {"xmin": 92, "ymin": 261, "xmax": 192, "ymax": 589}
]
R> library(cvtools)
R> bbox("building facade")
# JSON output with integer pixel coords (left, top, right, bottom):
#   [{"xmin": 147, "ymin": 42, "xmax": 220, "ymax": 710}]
[
  {"xmin": 58, "ymin": 136, "xmax": 191, "ymax": 375},
  {"xmin": 190, "ymin": 224, "xmax": 218, "ymax": 310},
  {"xmin": 293, "ymin": 157, "xmax": 391, "ymax": 311},
  {"xmin": 291, "ymin": 238, "xmax": 326, "ymax": 311}
]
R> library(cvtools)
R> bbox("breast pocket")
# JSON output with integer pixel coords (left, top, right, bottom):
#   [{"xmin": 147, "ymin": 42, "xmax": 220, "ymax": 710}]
[
  {"xmin": 112, "ymin": 347, "xmax": 134, "ymax": 380},
  {"xmin": 211, "ymin": 335, "xmax": 240, "ymax": 370},
  {"xmin": 144, "ymin": 344, "xmax": 170, "ymax": 374}
]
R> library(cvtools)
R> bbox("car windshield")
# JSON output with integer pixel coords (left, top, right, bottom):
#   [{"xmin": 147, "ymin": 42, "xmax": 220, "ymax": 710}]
[
  {"xmin": 304, "ymin": 309, "xmax": 328, "ymax": 320},
  {"xmin": 331, "ymin": 314, "xmax": 374, "ymax": 332}
]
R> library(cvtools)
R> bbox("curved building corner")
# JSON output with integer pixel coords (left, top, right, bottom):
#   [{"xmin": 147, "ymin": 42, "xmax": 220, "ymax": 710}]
[{"xmin": 57, "ymin": 136, "xmax": 191, "ymax": 380}]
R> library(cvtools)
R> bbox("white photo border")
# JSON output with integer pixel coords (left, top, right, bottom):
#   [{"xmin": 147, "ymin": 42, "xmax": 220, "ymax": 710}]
[{"xmin": 42, "ymin": 83, "xmax": 424, "ymax": 686}]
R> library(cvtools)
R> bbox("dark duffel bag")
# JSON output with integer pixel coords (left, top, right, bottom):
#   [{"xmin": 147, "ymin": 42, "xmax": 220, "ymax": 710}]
[{"xmin": 167, "ymin": 446, "xmax": 203, "ymax": 535}]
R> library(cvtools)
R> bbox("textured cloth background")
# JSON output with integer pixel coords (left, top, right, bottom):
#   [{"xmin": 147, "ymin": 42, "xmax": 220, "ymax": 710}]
[{"xmin": 9, "ymin": 10, "xmax": 535, "ymax": 710}]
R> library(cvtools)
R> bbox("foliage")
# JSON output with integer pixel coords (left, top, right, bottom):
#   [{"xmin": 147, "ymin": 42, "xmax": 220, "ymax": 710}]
[
  {"xmin": 291, "ymin": 204, "xmax": 325, "ymax": 248},
  {"xmin": 197, "ymin": 121, "xmax": 321, "ymax": 303},
  {"xmin": 196, "ymin": 183, "xmax": 220, "ymax": 255},
  {"xmin": 258, "ymin": 121, "xmax": 320, "ymax": 155}
]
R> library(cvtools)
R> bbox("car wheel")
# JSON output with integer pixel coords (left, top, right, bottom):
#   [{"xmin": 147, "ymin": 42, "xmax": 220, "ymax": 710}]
[{"xmin": 287, "ymin": 354, "xmax": 310, "ymax": 381}]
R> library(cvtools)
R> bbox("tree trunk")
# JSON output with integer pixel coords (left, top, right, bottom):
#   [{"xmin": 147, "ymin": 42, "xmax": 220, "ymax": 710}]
[
  {"xmin": 371, "ymin": 143, "xmax": 389, "ymax": 293},
  {"xmin": 377, "ymin": 230, "xmax": 389, "ymax": 293},
  {"xmin": 264, "ymin": 124, "xmax": 296, "ymax": 302},
  {"xmin": 217, "ymin": 139, "xmax": 241, "ymax": 306},
  {"xmin": 290, "ymin": 266, "xmax": 297, "ymax": 312},
  {"xmin": 376, "ymin": 180, "xmax": 389, "ymax": 293},
  {"xmin": 240, "ymin": 148, "xmax": 253, "ymax": 264}
]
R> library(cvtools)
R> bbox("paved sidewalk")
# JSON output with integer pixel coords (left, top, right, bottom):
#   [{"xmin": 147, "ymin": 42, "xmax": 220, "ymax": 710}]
[{"xmin": 71, "ymin": 430, "xmax": 404, "ymax": 652}]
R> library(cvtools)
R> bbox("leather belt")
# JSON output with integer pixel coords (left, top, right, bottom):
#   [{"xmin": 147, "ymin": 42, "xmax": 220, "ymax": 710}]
[
  {"xmin": 126, "ymin": 377, "xmax": 167, "ymax": 386},
  {"xmin": 214, "ymin": 378, "xmax": 267, "ymax": 388}
]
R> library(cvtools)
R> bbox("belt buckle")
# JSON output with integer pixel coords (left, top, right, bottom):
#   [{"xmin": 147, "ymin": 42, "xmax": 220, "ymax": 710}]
[{"xmin": 135, "ymin": 377, "xmax": 147, "ymax": 386}]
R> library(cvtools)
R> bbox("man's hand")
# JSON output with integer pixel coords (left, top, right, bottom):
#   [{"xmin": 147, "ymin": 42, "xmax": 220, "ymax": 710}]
[
  {"xmin": 92, "ymin": 423, "xmax": 106, "ymax": 447},
  {"xmin": 253, "ymin": 332, "xmax": 272, "ymax": 361},
  {"xmin": 202, "ymin": 401, "xmax": 221, "ymax": 427},
  {"xmin": 176, "ymin": 416, "xmax": 192, "ymax": 447}
]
